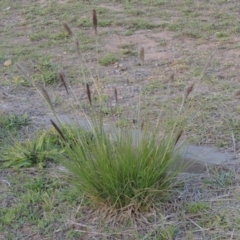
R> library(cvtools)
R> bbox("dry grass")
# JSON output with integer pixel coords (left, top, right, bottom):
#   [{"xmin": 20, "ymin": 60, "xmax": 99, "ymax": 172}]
[{"xmin": 62, "ymin": 168, "xmax": 240, "ymax": 239}]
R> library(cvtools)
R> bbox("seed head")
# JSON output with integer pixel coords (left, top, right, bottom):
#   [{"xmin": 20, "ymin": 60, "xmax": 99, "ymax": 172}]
[
  {"xmin": 63, "ymin": 22, "xmax": 73, "ymax": 37},
  {"xmin": 50, "ymin": 119, "xmax": 66, "ymax": 141},
  {"xmin": 40, "ymin": 86, "xmax": 55, "ymax": 113},
  {"xmin": 139, "ymin": 47, "xmax": 144, "ymax": 65},
  {"xmin": 175, "ymin": 129, "xmax": 183, "ymax": 146},
  {"xmin": 58, "ymin": 71, "xmax": 69, "ymax": 95},
  {"xmin": 114, "ymin": 87, "xmax": 118, "ymax": 104},
  {"xmin": 184, "ymin": 83, "xmax": 194, "ymax": 99},
  {"xmin": 75, "ymin": 38, "xmax": 81, "ymax": 57},
  {"xmin": 86, "ymin": 84, "xmax": 92, "ymax": 106},
  {"xmin": 93, "ymin": 9, "xmax": 98, "ymax": 35}
]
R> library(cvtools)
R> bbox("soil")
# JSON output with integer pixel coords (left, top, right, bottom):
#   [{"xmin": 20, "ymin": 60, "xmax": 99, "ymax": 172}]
[{"xmin": 1, "ymin": 0, "xmax": 240, "ymax": 149}]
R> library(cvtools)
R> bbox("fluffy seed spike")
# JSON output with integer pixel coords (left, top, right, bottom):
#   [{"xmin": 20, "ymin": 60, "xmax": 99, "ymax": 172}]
[
  {"xmin": 170, "ymin": 73, "xmax": 174, "ymax": 81},
  {"xmin": 175, "ymin": 129, "xmax": 183, "ymax": 146},
  {"xmin": 93, "ymin": 9, "xmax": 98, "ymax": 35},
  {"xmin": 75, "ymin": 38, "xmax": 81, "ymax": 57},
  {"xmin": 50, "ymin": 119, "xmax": 66, "ymax": 141},
  {"xmin": 86, "ymin": 84, "xmax": 92, "ymax": 106},
  {"xmin": 114, "ymin": 87, "xmax": 118, "ymax": 104},
  {"xmin": 63, "ymin": 22, "xmax": 73, "ymax": 37},
  {"xmin": 139, "ymin": 47, "xmax": 144, "ymax": 65},
  {"xmin": 184, "ymin": 83, "xmax": 194, "ymax": 99},
  {"xmin": 40, "ymin": 86, "xmax": 55, "ymax": 113},
  {"xmin": 58, "ymin": 71, "xmax": 69, "ymax": 95}
]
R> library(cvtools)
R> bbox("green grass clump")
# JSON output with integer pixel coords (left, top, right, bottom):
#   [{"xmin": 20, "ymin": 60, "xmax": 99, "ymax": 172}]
[
  {"xmin": 98, "ymin": 53, "xmax": 119, "ymax": 66},
  {"xmin": 77, "ymin": 17, "xmax": 92, "ymax": 28},
  {"xmin": 127, "ymin": 18, "xmax": 159, "ymax": 30},
  {"xmin": 98, "ymin": 19, "xmax": 113, "ymax": 27},
  {"xmin": 0, "ymin": 113, "xmax": 30, "ymax": 131},
  {"xmin": 60, "ymin": 121, "xmax": 183, "ymax": 210},
  {"xmin": 0, "ymin": 113, "xmax": 30, "ymax": 147},
  {"xmin": 187, "ymin": 202, "xmax": 209, "ymax": 214},
  {"xmin": 29, "ymin": 32, "xmax": 47, "ymax": 41},
  {"xmin": 40, "ymin": 74, "xmax": 185, "ymax": 213},
  {"xmin": 33, "ymin": 57, "xmax": 58, "ymax": 84},
  {"xmin": 215, "ymin": 31, "xmax": 229, "ymax": 39},
  {"xmin": 2, "ymin": 131, "xmax": 62, "ymax": 169},
  {"xmin": 2, "ymin": 124, "xmax": 92, "ymax": 169}
]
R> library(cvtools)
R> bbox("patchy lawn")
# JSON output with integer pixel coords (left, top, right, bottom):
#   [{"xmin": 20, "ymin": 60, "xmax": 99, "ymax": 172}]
[{"xmin": 1, "ymin": 0, "xmax": 240, "ymax": 239}]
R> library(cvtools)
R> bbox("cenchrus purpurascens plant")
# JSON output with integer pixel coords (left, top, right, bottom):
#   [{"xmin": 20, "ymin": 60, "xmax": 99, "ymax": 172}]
[
  {"xmin": 15, "ymin": 10, "xmax": 209, "ymax": 212},
  {"xmin": 35, "ymin": 14, "xmax": 191, "ymax": 212},
  {"xmin": 43, "ymin": 84, "xmax": 186, "ymax": 210}
]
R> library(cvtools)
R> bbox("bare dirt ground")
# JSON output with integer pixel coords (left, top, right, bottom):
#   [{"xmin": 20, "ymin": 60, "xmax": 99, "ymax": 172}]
[
  {"xmin": 2, "ymin": 0, "xmax": 240, "ymax": 239},
  {"xmin": 1, "ymin": 0, "xmax": 240, "ymax": 150}
]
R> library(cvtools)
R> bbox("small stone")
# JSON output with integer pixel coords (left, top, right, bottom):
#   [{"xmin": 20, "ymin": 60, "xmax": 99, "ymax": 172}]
[
  {"xmin": 119, "ymin": 63, "xmax": 123, "ymax": 68},
  {"xmin": 120, "ymin": 66, "xmax": 127, "ymax": 71},
  {"xmin": 3, "ymin": 60, "xmax": 12, "ymax": 67},
  {"xmin": 114, "ymin": 69, "xmax": 120, "ymax": 74}
]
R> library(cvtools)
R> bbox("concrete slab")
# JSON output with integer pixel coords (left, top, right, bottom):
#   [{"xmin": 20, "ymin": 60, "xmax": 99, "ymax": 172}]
[
  {"xmin": 42, "ymin": 114, "xmax": 240, "ymax": 173},
  {"xmin": 184, "ymin": 145, "xmax": 240, "ymax": 173}
]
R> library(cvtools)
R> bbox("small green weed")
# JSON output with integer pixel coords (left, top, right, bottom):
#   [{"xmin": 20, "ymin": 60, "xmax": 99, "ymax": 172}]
[
  {"xmin": 49, "ymin": 32, "xmax": 68, "ymax": 41},
  {"xmin": 98, "ymin": 53, "xmax": 119, "ymax": 66},
  {"xmin": 119, "ymin": 43, "xmax": 137, "ymax": 56},
  {"xmin": 144, "ymin": 81, "xmax": 164, "ymax": 93},
  {"xmin": 0, "ymin": 113, "xmax": 30, "ymax": 147},
  {"xmin": 127, "ymin": 18, "xmax": 158, "ymax": 30},
  {"xmin": 124, "ymin": 30, "xmax": 134, "ymax": 36},
  {"xmin": 0, "ymin": 113, "xmax": 30, "ymax": 131},
  {"xmin": 77, "ymin": 17, "xmax": 92, "ymax": 28},
  {"xmin": 98, "ymin": 19, "xmax": 113, "ymax": 27},
  {"xmin": 215, "ymin": 31, "xmax": 229, "ymax": 39},
  {"xmin": 167, "ymin": 23, "xmax": 184, "ymax": 31},
  {"xmin": 2, "ymin": 133, "xmax": 62, "ymax": 169},
  {"xmin": 2, "ymin": 124, "xmax": 93, "ymax": 169},
  {"xmin": 29, "ymin": 32, "xmax": 47, "ymax": 41},
  {"xmin": 187, "ymin": 202, "xmax": 209, "ymax": 214},
  {"xmin": 33, "ymin": 57, "xmax": 58, "ymax": 84},
  {"xmin": 203, "ymin": 170, "xmax": 234, "ymax": 187}
]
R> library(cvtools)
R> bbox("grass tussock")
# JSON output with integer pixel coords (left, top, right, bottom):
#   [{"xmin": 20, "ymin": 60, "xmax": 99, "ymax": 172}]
[
  {"xmin": 34, "ymin": 71, "xmax": 187, "ymax": 213},
  {"xmin": 10, "ymin": 9, "xmax": 206, "ymax": 215},
  {"xmin": 62, "ymin": 119, "xmax": 184, "ymax": 210}
]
